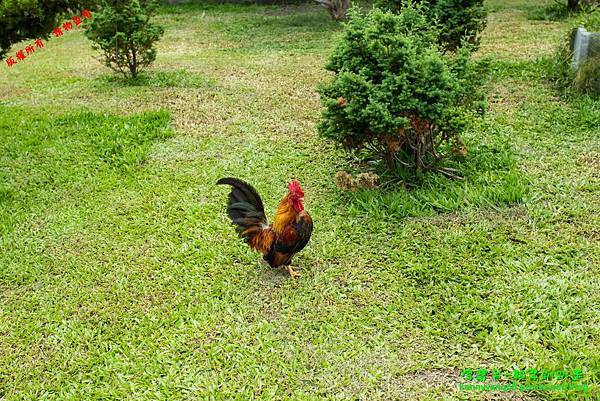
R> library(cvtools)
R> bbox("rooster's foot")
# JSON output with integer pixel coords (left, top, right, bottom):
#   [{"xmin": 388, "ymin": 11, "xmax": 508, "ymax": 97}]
[{"xmin": 285, "ymin": 265, "xmax": 301, "ymax": 278}]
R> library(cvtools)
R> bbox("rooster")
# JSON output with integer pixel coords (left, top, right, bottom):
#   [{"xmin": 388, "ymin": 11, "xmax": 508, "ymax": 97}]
[{"xmin": 217, "ymin": 177, "xmax": 313, "ymax": 277}]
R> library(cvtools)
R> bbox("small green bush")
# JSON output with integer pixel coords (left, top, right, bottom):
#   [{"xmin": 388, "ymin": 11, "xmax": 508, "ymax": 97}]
[
  {"xmin": 85, "ymin": 0, "xmax": 164, "ymax": 78},
  {"xmin": 568, "ymin": 0, "xmax": 600, "ymax": 11},
  {"xmin": 317, "ymin": 7, "xmax": 486, "ymax": 181},
  {"xmin": 376, "ymin": 0, "xmax": 487, "ymax": 52},
  {"xmin": 529, "ymin": 0, "xmax": 599, "ymax": 21}
]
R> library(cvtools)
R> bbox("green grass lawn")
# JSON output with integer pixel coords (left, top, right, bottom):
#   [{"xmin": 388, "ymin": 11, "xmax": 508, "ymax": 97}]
[{"xmin": 0, "ymin": 0, "xmax": 598, "ymax": 400}]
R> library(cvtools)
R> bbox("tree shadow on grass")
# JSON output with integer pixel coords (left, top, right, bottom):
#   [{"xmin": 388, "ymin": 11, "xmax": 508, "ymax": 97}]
[{"xmin": 93, "ymin": 69, "xmax": 217, "ymax": 89}]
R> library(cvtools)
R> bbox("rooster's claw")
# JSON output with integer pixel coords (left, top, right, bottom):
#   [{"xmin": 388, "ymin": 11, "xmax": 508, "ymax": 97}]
[{"xmin": 286, "ymin": 266, "xmax": 301, "ymax": 278}]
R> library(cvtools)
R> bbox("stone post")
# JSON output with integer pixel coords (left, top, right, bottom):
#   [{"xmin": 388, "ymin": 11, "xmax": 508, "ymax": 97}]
[{"xmin": 571, "ymin": 27, "xmax": 600, "ymax": 69}]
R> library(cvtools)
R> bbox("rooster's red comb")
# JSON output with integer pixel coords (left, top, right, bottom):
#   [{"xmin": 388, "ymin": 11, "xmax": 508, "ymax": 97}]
[{"xmin": 287, "ymin": 179, "xmax": 304, "ymax": 197}]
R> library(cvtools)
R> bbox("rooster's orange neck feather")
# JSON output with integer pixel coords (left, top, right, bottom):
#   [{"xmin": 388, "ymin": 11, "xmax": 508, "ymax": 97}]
[{"xmin": 272, "ymin": 194, "xmax": 296, "ymax": 233}]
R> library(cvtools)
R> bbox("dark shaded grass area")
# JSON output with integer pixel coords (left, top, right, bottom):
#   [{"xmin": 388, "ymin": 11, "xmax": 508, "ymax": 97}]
[{"xmin": 0, "ymin": 108, "xmax": 172, "ymax": 236}]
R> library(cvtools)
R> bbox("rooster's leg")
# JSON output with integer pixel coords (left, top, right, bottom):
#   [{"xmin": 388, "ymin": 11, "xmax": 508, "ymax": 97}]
[{"xmin": 285, "ymin": 265, "xmax": 301, "ymax": 278}]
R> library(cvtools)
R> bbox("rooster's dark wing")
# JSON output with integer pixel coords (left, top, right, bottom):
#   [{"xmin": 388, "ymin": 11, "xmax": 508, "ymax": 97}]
[{"xmin": 265, "ymin": 211, "xmax": 313, "ymax": 267}]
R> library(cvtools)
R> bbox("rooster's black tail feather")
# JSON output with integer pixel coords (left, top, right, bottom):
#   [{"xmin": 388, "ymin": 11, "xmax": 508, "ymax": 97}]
[{"xmin": 217, "ymin": 177, "xmax": 268, "ymax": 239}]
